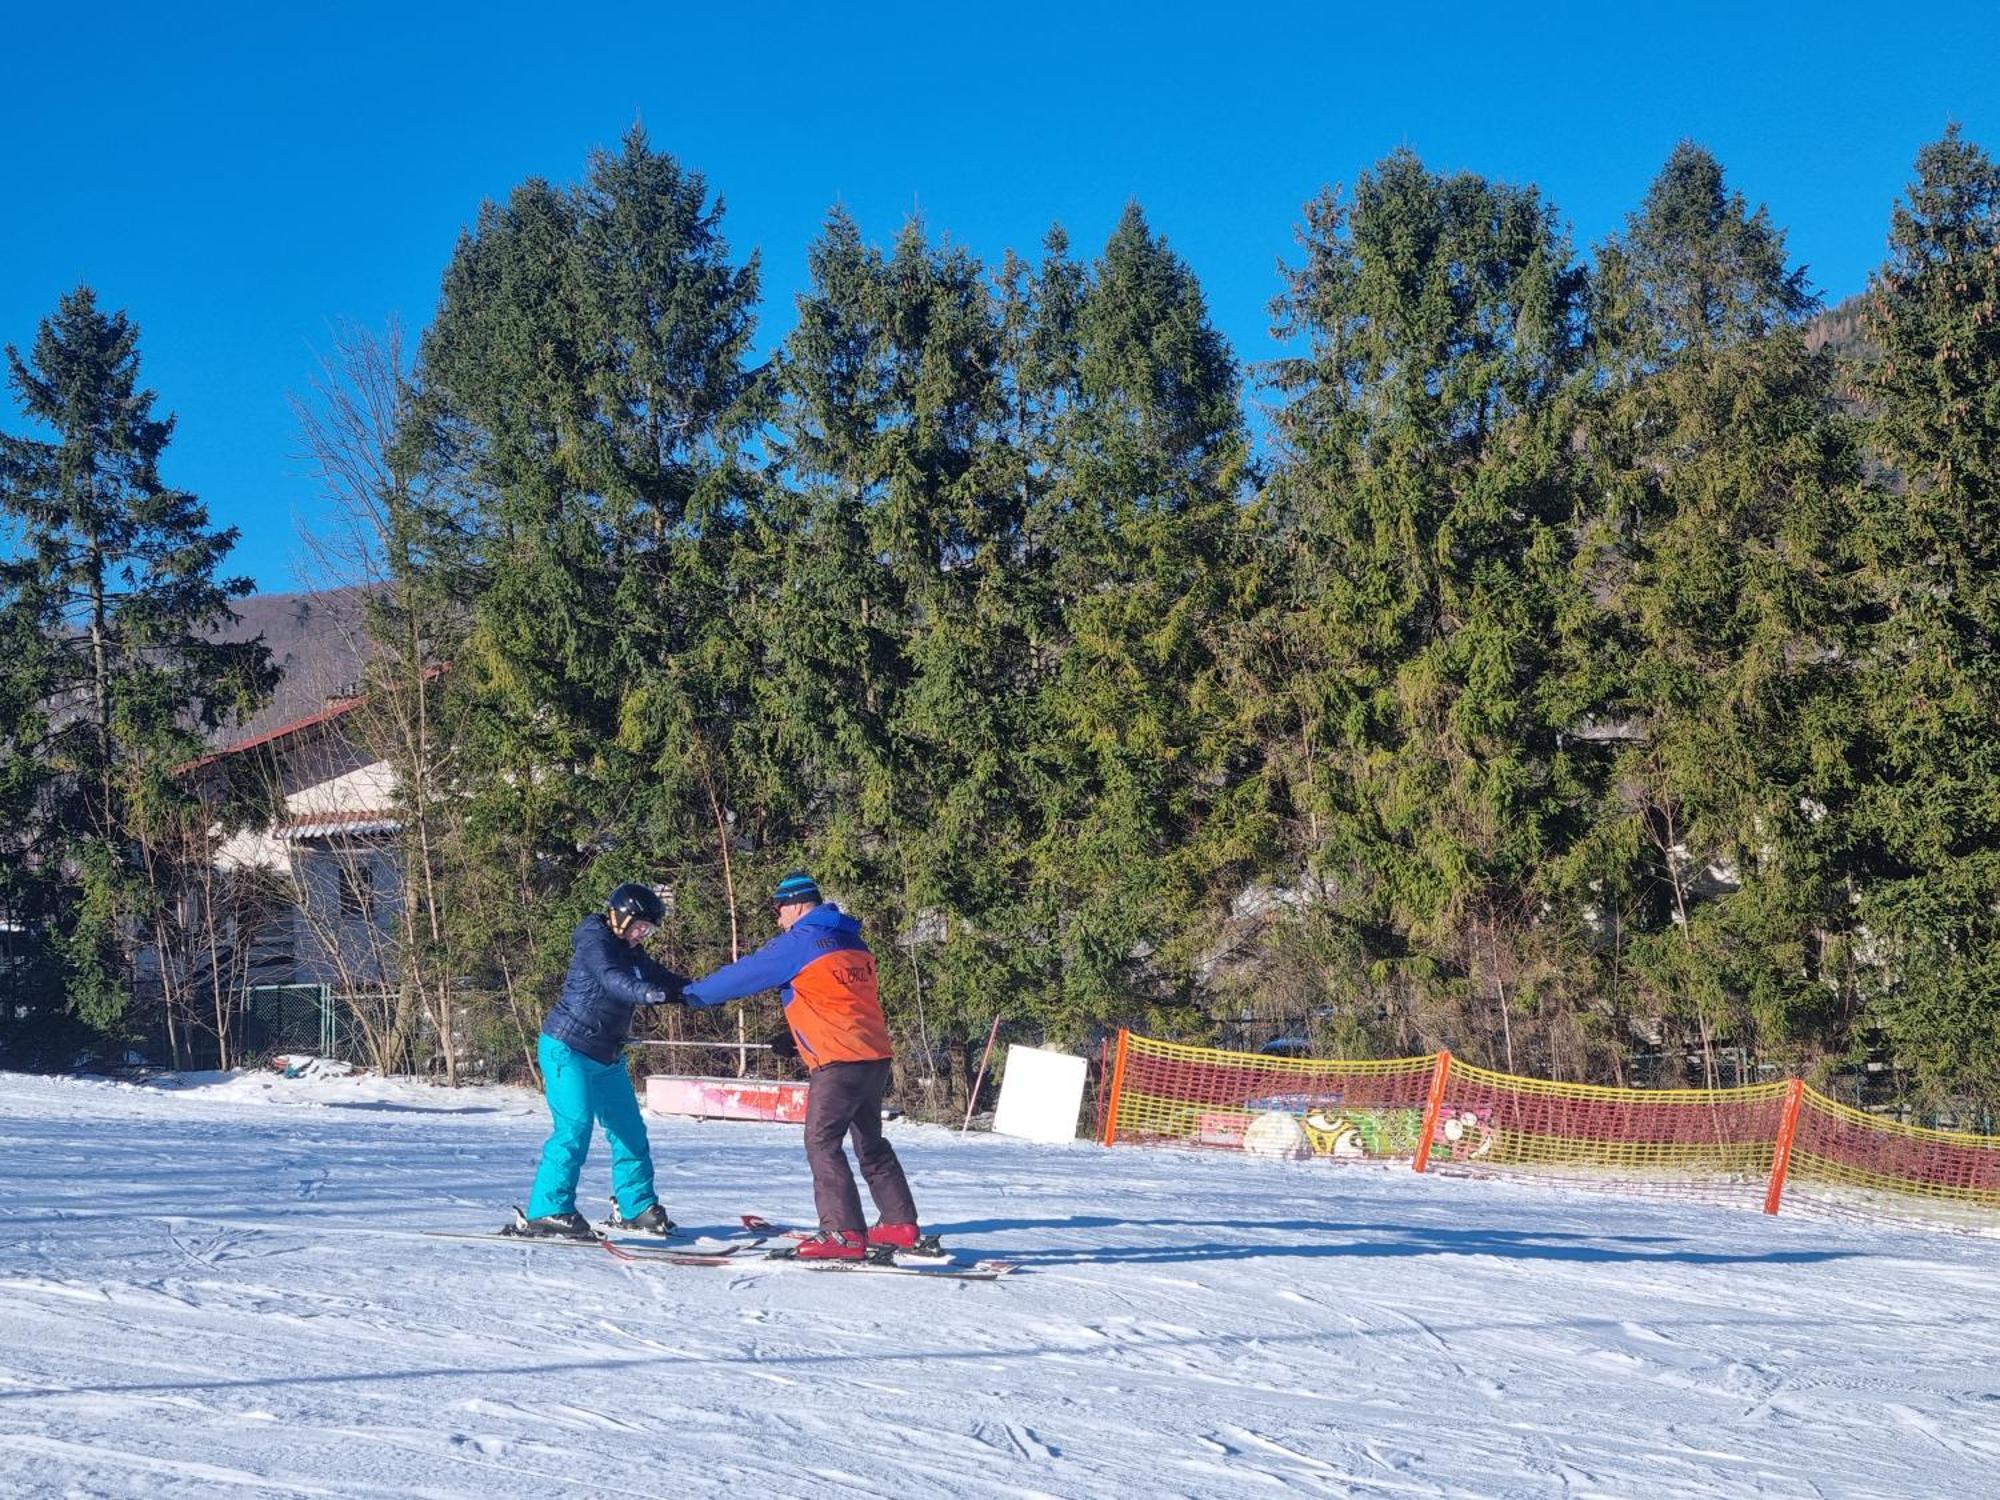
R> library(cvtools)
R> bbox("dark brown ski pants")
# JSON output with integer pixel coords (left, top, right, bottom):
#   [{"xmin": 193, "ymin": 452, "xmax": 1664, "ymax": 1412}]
[{"xmin": 805, "ymin": 1058, "xmax": 917, "ymax": 1233}]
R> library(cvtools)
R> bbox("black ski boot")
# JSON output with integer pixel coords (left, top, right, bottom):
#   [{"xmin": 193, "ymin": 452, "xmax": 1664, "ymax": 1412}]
[
  {"xmin": 605, "ymin": 1201, "xmax": 676, "ymax": 1237},
  {"xmin": 502, "ymin": 1207, "xmax": 598, "ymax": 1241}
]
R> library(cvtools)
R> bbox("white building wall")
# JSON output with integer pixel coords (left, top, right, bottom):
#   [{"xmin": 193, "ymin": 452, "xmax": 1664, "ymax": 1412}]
[
  {"xmin": 215, "ymin": 759, "xmax": 399, "ymax": 876},
  {"xmin": 289, "ymin": 761, "xmax": 398, "ymax": 819}
]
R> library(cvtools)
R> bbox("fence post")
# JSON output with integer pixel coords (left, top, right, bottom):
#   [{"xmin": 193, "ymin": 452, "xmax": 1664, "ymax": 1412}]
[
  {"xmin": 960, "ymin": 1014, "xmax": 1003, "ymax": 1134},
  {"xmin": 1764, "ymin": 1077, "xmax": 1807, "ymax": 1215},
  {"xmin": 1092, "ymin": 1036, "xmax": 1111, "ymax": 1142},
  {"xmin": 1413, "ymin": 1050, "xmax": 1453, "ymax": 1174},
  {"xmin": 1099, "ymin": 1029, "xmax": 1132, "ymax": 1148}
]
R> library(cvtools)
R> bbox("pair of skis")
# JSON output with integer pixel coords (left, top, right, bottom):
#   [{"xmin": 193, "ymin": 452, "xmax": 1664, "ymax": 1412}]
[
  {"xmin": 742, "ymin": 1215, "xmax": 1013, "ymax": 1278},
  {"xmin": 422, "ymin": 1212, "xmax": 1016, "ymax": 1280}
]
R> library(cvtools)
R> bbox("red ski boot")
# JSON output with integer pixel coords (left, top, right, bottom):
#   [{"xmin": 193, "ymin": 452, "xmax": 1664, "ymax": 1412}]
[
  {"xmin": 865, "ymin": 1222, "xmax": 923, "ymax": 1250},
  {"xmin": 791, "ymin": 1229, "xmax": 866, "ymax": 1262}
]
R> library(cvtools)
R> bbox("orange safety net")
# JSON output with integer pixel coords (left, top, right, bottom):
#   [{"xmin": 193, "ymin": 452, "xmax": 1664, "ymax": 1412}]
[
  {"xmin": 1102, "ymin": 1031, "xmax": 2000, "ymax": 1231},
  {"xmin": 1786, "ymin": 1089, "xmax": 2000, "ymax": 1228},
  {"xmin": 1105, "ymin": 1034, "xmax": 1437, "ymax": 1163}
]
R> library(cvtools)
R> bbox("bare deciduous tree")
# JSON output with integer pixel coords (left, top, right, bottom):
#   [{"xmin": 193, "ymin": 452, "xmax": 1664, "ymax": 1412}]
[{"xmin": 291, "ymin": 322, "xmax": 471, "ymax": 1081}]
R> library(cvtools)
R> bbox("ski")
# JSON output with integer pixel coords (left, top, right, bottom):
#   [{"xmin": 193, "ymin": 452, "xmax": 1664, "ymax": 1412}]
[
  {"xmin": 161, "ymin": 1210, "xmax": 1014, "ymax": 1279},
  {"xmin": 417, "ymin": 1228, "xmax": 1013, "ymax": 1278},
  {"xmin": 760, "ymin": 1264, "xmax": 1016, "ymax": 1288},
  {"xmin": 414, "ymin": 1208, "xmax": 773, "ymax": 1264},
  {"xmin": 418, "ymin": 1228, "xmax": 767, "ymax": 1266},
  {"xmin": 740, "ymin": 1213, "xmax": 1014, "ymax": 1277},
  {"xmin": 741, "ymin": 1211, "xmax": 954, "ymax": 1259},
  {"xmin": 158, "ymin": 1214, "xmax": 751, "ymax": 1254},
  {"xmin": 763, "ymin": 1253, "xmax": 1018, "ymax": 1280}
]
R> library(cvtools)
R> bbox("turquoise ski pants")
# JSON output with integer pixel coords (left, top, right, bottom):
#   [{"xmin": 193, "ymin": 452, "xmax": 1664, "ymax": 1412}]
[{"xmin": 527, "ymin": 1033, "xmax": 659, "ymax": 1220}]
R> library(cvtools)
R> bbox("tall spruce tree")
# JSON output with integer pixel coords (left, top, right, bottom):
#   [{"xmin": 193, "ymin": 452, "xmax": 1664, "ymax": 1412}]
[
  {"xmin": 405, "ymin": 130, "xmax": 765, "ymax": 1074},
  {"xmin": 766, "ymin": 211, "xmax": 1036, "ymax": 1072},
  {"xmin": 1853, "ymin": 126, "xmax": 2000, "ymax": 1111},
  {"xmin": 1254, "ymin": 151, "xmax": 1594, "ymax": 1071},
  {"xmin": 1582, "ymin": 145, "xmax": 1864, "ymax": 1085},
  {"xmin": 0, "ymin": 573, "xmax": 62, "ymax": 1058},
  {"xmin": 0, "ymin": 287, "xmax": 271, "ymax": 1049},
  {"xmin": 755, "ymin": 208, "xmax": 905, "ymax": 861},
  {"xmin": 1027, "ymin": 205, "xmax": 1255, "ymax": 1035}
]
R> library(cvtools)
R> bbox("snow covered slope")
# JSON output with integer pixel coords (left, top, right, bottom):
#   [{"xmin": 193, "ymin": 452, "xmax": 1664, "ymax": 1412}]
[{"xmin": 0, "ymin": 1068, "xmax": 1994, "ymax": 1498}]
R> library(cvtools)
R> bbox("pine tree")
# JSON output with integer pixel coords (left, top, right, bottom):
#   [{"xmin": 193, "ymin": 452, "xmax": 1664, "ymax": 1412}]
[
  {"xmin": 0, "ymin": 585, "xmax": 63, "ymax": 1059},
  {"xmin": 1253, "ymin": 151, "xmax": 1593, "ymax": 1071},
  {"xmin": 1027, "ymin": 204, "xmax": 1255, "ymax": 1036},
  {"xmin": 1581, "ymin": 144, "xmax": 1864, "ymax": 1085},
  {"xmin": 1853, "ymin": 126, "xmax": 2000, "ymax": 1111},
  {"xmin": 0, "ymin": 287, "xmax": 272, "ymax": 1049},
  {"xmin": 766, "ymin": 210, "xmax": 1035, "ymax": 1079},
  {"xmin": 754, "ymin": 207, "xmax": 903, "ymax": 860},
  {"xmin": 404, "ymin": 130, "xmax": 765, "ymax": 1076}
]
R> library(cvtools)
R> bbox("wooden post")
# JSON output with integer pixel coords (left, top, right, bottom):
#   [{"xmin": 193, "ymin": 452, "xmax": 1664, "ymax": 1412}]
[
  {"xmin": 1099, "ymin": 1029, "xmax": 1132, "ymax": 1148},
  {"xmin": 1764, "ymin": 1077, "xmax": 1807, "ymax": 1215},
  {"xmin": 1413, "ymin": 1050, "xmax": 1453, "ymax": 1174},
  {"xmin": 960, "ymin": 1014, "xmax": 1003, "ymax": 1134}
]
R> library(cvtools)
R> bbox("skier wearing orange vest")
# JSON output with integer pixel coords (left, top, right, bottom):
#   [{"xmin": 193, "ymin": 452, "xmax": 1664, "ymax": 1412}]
[{"xmin": 681, "ymin": 872, "xmax": 921, "ymax": 1261}]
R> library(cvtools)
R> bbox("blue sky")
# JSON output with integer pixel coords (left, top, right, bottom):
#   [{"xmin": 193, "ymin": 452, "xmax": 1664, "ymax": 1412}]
[{"xmin": 5, "ymin": 1, "xmax": 1995, "ymax": 591}]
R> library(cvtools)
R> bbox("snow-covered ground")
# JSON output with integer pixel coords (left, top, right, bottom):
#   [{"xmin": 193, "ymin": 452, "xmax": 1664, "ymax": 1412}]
[{"xmin": 1, "ymin": 1068, "xmax": 1995, "ymax": 1499}]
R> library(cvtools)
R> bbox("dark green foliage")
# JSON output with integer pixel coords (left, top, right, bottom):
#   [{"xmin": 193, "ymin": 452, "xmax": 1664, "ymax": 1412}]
[
  {"xmin": 270, "ymin": 122, "xmax": 2000, "ymax": 1118},
  {"xmin": 1851, "ymin": 127, "xmax": 2000, "ymax": 1110},
  {"xmin": 1582, "ymin": 144, "xmax": 1865, "ymax": 1085},
  {"xmin": 762, "ymin": 205, "xmax": 1257, "ymax": 1054},
  {"xmin": 0, "ymin": 288, "xmax": 271, "ymax": 1052},
  {"xmin": 1253, "ymin": 151, "xmax": 1594, "ymax": 1072},
  {"xmin": 762, "ymin": 209, "xmax": 1035, "ymax": 1074},
  {"xmin": 0, "ymin": 583, "xmax": 70, "ymax": 1061},
  {"xmin": 400, "ymin": 128, "xmax": 768, "ymax": 1074},
  {"xmin": 10, "ymin": 132, "xmax": 1998, "ymax": 1121},
  {"xmin": 1026, "ymin": 205, "xmax": 1256, "ymax": 1034}
]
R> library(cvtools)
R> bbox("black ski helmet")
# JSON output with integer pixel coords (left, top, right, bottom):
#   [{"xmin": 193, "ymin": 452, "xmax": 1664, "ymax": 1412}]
[{"xmin": 606, "ymin": 882, "xmax": 666, "ymax": 930}]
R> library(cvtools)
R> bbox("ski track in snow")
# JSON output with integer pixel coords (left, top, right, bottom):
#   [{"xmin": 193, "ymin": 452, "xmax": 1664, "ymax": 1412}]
[{"xmin": 0, "ymin": 1070, "xmax": 1994, "ymax": 1498}]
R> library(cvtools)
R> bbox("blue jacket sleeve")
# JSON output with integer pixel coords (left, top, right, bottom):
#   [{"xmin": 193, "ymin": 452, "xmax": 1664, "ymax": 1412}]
[
  {"xmin": 682, "ymin": 929, "xmax": 807, "ymax": 1008},
  {"xmin": 579, "ymin": 921, "xmax": 685, "ymax": 1006},
  {"xmin": 634, "ymin": 951, "xmax": 690, "ymax": 1003}
]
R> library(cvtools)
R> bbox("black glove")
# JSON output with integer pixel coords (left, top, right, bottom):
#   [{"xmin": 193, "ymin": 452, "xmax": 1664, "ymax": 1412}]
[
  {"xmin": 645, "ymin": 984, "xmax": 687, "ymax": 1007},
  {"xmin": 766, "ymin": 1025, "xmax": 799, "ymax": 1062}
]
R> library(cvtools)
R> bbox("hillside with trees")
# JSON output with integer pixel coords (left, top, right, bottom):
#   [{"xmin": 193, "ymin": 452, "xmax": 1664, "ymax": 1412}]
[{"xmin": 5, "ymin": 127, "xmax": 1999, "ymax": 1126}]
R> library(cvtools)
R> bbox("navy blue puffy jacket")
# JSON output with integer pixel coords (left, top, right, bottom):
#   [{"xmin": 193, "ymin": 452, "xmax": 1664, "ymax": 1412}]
[{"xmin": 542, "ymin": 914, "xmax": 689, "ymax": 1064}]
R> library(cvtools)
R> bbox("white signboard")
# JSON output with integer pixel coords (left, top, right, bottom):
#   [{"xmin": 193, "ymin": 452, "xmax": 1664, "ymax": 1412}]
[{"xmin": 991, "ymin": 1044, "xmax": 1089, "ymax": 1145}]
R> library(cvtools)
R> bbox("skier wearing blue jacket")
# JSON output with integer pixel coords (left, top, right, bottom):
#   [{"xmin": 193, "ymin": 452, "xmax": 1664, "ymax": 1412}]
[{"xmin": 506, "ymin": 883, "xmax": 689, "ymax": 1241}]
